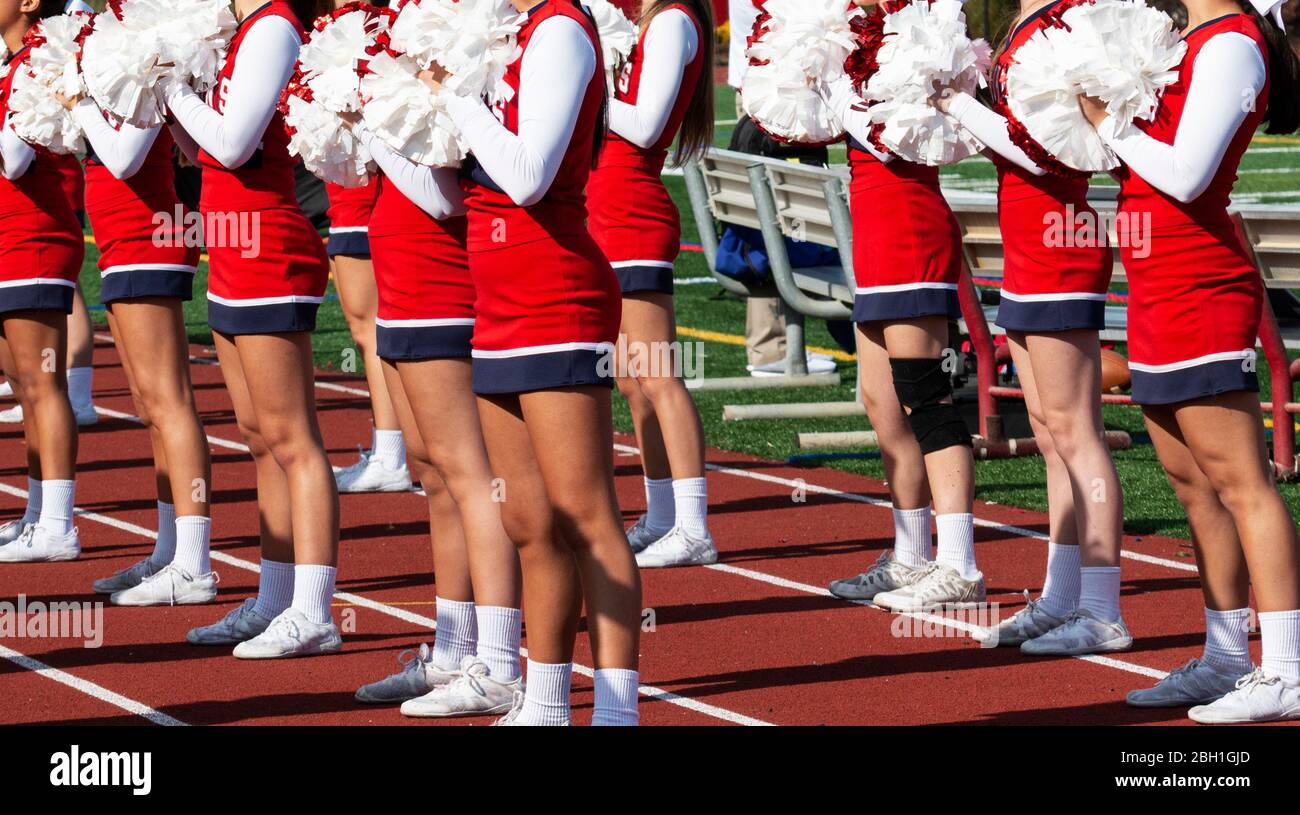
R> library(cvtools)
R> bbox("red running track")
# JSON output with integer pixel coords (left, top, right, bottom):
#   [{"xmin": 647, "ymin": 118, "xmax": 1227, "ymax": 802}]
[{"xmin": 0, "ymin": 335, "xmax": 1291, "ymax": 726}]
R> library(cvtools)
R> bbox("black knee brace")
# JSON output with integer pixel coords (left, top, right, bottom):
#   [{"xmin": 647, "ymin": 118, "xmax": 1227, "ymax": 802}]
[{"xmin": 890, "ymin": 358, "xmax": 972, "ymax": 454}]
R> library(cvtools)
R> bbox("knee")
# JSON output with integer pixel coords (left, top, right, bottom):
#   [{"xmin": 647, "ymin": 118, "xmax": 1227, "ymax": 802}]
[{"xmin": 500, "ymin": 507, "xmax": 555, "ymax": 556}]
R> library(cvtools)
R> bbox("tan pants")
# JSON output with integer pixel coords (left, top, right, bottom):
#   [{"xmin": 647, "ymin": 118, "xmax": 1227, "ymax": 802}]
[{"xmin": 746, "ymin": 297, "xmax": 787, "ymax": 368}]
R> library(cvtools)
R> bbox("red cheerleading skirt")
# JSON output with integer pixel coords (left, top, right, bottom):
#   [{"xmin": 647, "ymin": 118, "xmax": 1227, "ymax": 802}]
[
  {"xmin": 587, "ymin": 151, "xmax": 678, "ymax": 294},
  {"xmin": 370, "ymin": 217, "xmax": 475, "ymax": 361},
  {"xmin": 847, "ymin": 145, "xmax": 963, "ymax": 324}
]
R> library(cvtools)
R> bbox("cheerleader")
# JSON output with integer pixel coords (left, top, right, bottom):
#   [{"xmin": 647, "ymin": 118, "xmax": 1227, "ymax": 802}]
[
  {"xmin": 159, "ymin": 0, "xmax": 343, "ymax": 658},
  {"xmin": 1079, "ymin": 0, "xmax": 1300, "ymax": 722},
  {"xmin": 587, "ymin": 0, "xmax": 716, "ymax": 568},
  {"xmin": 930, "ymin": 0, "xmax": 1129, "ymax": 655},
  {"xmin": 51, "ymin": 68, "xmax": 216, "ymax": 605},
  {"xmin": 324, "ymin": 177, "xmax": 412, "ymax": 494},
  {"xmin": 348, "ymin": 128, "xmax": 524, "ymax": 717},
  {"xmin": 0, "ymin": 0, "xmax": 84, "ymax": 564},
  {"xmin": 819, "ymin": 0, "xmax": 984, "ymax": 612},
  {"xmin": 433, "ymin": 0, "xmax": 642, "ymax": 725}
]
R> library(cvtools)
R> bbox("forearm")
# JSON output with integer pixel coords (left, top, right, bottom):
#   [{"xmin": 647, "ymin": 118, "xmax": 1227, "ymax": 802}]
[
  {"xmin": 356, "ymin": 125, "xmax": 465, "ymax": 219},
  {"xmin": 0, "ymin": 118, "xmax": 35, "ymax": 180},
  {"xmin": 820, "ymin": 76, "xmax": 892, "ymax": 164},
  {"xmin": 73, "ymin": 99, "xmax": 159, "ymax": 180},
  {"xmin": 608, "ymin": 10, "xmax": 697, "ymax": 148},
  {"xmin": 945, "ymin": 92, "xmax": 1043, "ymax": 176}
]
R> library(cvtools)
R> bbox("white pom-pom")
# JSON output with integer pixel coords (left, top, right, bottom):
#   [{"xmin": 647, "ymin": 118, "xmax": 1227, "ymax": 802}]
[
  {"xmin": 586, "ymin": 0, "xmax": 638, "ymax": 95},
  {"xmin": 360, "ymin": 49, "xmax": 465, "ymax": 167},
  {"xmin": 863, "ymin": 0, "xmax": 989, "ymax": 165},
  {"xmin": 284, "ymin": 94, "xmax": 374, "ymax": 187},
  {"xmin": 1006, "ymin": 0, "xmax": 1185, "ymax": 172},
  {"xmin": 285, "ymin": 5, "xmax": 395, "ymax": 186},
  {"xmin": 741, "ymin": 0, "xmax": 864, "ymax": 144},
  {"xmin": 387, "ymin": 0, "xmax": 525, "ymax": 104},
  {"xmin": 8, "ymin": 13, "xmax": 94, "ymax": 154},
  {"xmin": 82, "ymin": 0, "xmax": 236, "ymax": 128}
]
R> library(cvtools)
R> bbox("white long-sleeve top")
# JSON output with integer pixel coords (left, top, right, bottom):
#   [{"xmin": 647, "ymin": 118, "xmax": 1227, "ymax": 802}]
[
  {"xmin": 608, "ymin": 9, "xmax": 698, "ymax": 148},
  {"xmin": 162, "ymin": 14, "xmax": 300, "ymax": 170},
  {"xmin": 945, "ymin": 92, "xmax": 1045, "ymax": 176},
  {"xmin": 819, "ymin": 75, "xmax": 893, "ymax": 164},
  {"xmin": 442, "ymin": 15, "xmax": 595, "ymax": 207},
  {"xmin": 72, "ymin": 99, "xmax": 160, "ymax": 180},
  {"xmin": 1098, "ymin": 32, "xmax": 1266, "ymax": 204},
  {"xmin": 355, "ymin": 124, "xmax": 465, "ymax": 220},
  {"xmin": 0, "ymin": 111, "xmax": 35, "ymax": 180}
]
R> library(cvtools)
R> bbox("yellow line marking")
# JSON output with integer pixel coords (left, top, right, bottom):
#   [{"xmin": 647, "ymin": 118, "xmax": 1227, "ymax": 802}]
[
  {"xmin": 1252, "ymin": 135, "xmax": 1300, "ymax": 145},
  {"xmin": 676, "ymin": 325, "xmax": 856, "ymax": 362}
]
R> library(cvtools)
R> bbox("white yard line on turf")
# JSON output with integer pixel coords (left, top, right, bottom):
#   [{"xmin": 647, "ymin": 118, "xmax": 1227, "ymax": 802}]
[
  {"xmin": 0, "ymin": 479, "xmax": 770, "ymax": 727},
  {"xmin": 0, "ymin": 642, "xmax": 188, "ymax": 726}
]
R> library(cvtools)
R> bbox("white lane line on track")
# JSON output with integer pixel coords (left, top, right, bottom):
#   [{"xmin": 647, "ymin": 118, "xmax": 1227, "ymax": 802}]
[
  {"xmin": 0, "ymin": 481, "xmax": 770, "ymax": 727},
  {"xmin": 0, "ymin": 642, "xmax": 188, "ymax": 726}
]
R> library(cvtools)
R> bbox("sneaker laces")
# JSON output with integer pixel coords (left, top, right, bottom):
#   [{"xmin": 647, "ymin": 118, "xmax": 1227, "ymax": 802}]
[
  {"xmin": 265, "ymin": 614, "xmax": 302, "ymax": 643},
  {"xmin": 1233, "ymin": 667, "xmax": 1277, "ymax": 692},
  {"xmin": 16, "ymin": 524, "xmax": 36, "ymax": 548},
  {"xmin": 395, "ymin": 643, "xmax": 433, "ymax": 674},
  {"xmin": 337, "ymin": 446, "xmax": 371, "ymax": 477}
]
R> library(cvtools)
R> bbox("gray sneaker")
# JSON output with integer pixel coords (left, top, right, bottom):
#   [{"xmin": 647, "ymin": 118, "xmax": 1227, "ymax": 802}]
[
  {"xmin": 1188, "ymin": 668, "xmax": 1300, "ymax": 724},
  {"xmin": 625, "ymin": 515, "xmax": 669, "ymax": 554},
  {"xmin": 1127, "ymin": 658, "xmax": 1245, "ymax": 708},
  {"xmin": 974, "ymin": 590, "xmax": 1068, "ymax": 647},
  {"xmin": 1020, "ymin": 608, "xmax": 1132, "ymax": 656},
  {"xmin": 873, "ymin": 562, "xmax": 986, "ymax": 612},
  {"xmin": 0, "ymin": 518, "xmax": 32, "ymax": 546},
  {"xmin": 186, "ymin": 599, "xmax": 273, "ymax": 645},
  {"xmin": 93, "ymin": 558, "xmax": 161, "ymax": 595},
  {"xmin": 355, "ymin": 643, "xmax": 459, "ymax": 704},
  {"xmin": 828, "ymin": 551, "xmax": 928, "ymax": 602}
]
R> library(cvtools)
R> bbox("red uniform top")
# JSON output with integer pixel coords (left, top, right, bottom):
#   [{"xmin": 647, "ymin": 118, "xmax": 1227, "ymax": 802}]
[
  {"xmin": 461, "ymin": 0, "xmax": 606, "ymax": 252},
  {"xmin": 84, "ymin": 125, "xmax": 180, "ymax": 211},
  {"xmin": 1116, "ymin": 14, "xmax": 1267, "ymax": 238},
  {"xmin": 325, "ymin": 180, "xmax": 378, "ymax": 229},
  {"xmin": 199, "ymin": 1, "xmax": 305, "ymax": 213},
  {"xmin": 0, "ymin": 46, "xmax": 81, "ymax": 238},
  {"xmin": 369, "ymin": 173, "xmax": 472, "ymax": 324}
]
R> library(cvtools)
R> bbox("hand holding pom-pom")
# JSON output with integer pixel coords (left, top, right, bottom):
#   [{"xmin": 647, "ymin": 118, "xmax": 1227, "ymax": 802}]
[
  {"xmin": 386, "ymin": 0, "xmax": 525, "ymax": 104},
  {"xmin": 1003, "ymin": 0, "xmax": 1185, "ymax": 172},
  {"xmin": 8, "ymin": 11, "xmax": 94, "ymax": 155},
  {"xmin": 359, "ymin": 48, "xmax": 465, "ymax": 167}
]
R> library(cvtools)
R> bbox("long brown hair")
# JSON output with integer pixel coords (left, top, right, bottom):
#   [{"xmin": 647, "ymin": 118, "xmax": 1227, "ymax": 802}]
[
  {"xmin": 638, "ymin": 0, "xmax": 714, "ymax": 165},
  {"xmin": 289, "ymin": 0, "xmax": 333, "ymax": 26},
  {"xmin": 1235, "ymin": 2, "xmax": 1299, "ymax": 134}
]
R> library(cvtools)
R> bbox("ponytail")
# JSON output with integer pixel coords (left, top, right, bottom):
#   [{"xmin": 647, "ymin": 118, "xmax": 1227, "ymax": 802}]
[{"xmin": 1241, "ymin": 6, "xmax": 1300, "ymax": 134}]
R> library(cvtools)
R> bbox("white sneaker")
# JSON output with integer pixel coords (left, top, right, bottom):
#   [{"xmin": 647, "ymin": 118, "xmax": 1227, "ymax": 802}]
[
  {"xmin": 635, "ymin": 526, "xmax": 718, "ymax": 568},
  {"xmin": 973, "ymin": 590, "xmax": 1069, "ymax": 647},
  {"xmin": 1020, "ymin": 608, "xmax": 1133, "ymax": 656},
  {"xmin": 355, "ymin": 643, "xmax": 460, "ymax": 704},
  {"xmin": 233, "ymin": 608, "xmax": 343, "ymax": 659},
  {"xmin": 491, "ymin": 688, "xmax": 571, "ymax": 726},
  {"xmin": 625, "ymin": 515, "xmax": 669, "ymax": 554},
  {"xmin": 92, "ymin": 558, "xmax": 161, "ymax": 594},
  {"xmin": 1126, "ymin": 658, "xmax": 1246, "ymax": 708},
  {"xmin": 873, "ymin": 562, "xmax": 986, "ymax": 612},
  {"xmin": 186, "ymin": 598, "xmax": 274, "ymax": 645},
  {"xmin": 1188, "ymin": 668, "xmax": 1300, "ymax": 724},
  {"xmin": 110, "ymin": 563, "xmax": 218, "ymax": 606},
  {"xmin": 0, "ymin": 403, "xmax": 97, "ymax": 426},
  {"xmin": 828, "ymin": 551, "xmax": 928, "ymax": 602},
  {"xmin": 0, "ymin": 518, "xmax": 33, "ymax": 546},
  {"xmin": 748, "ymin": 353, "xmax": 838, "ymax": 378},
  {"xmin": 401, "ymin": 655, "xmax": 520, "ymax": 718},
  {"xmin": 0, "ymin": 379, "xmax": 11, "ymax": 397},
  {"xmin": 333, "ymin": 446, "xmax": 411, "ymax": 493},
  {"xmin": 0, "ymin": 524, "xmax": 80, "ymax": 562}
]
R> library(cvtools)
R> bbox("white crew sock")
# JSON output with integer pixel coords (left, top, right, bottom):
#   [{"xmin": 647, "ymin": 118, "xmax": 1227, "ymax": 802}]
[
  {"xmin": 172, "ymin": 516, "xmax": 211, "ymax": 576},
  {"xmin": 38, "ymin": 480, "xmax": 75, "ymax": 536},
  {"xmin": 518, "ymin": 660, "xmax": 572, "ymax": 725},
  {"xmin": 475, "ymin": 605, "xmax": 522, "ymax": 682},
  {"xmin": 935, "ymin": 513, "xmax": 978, "ymax": 580},
  {"xmin": 672, "ymin": 477, "xmax": 708, "ymax": 540},
  {"xmin": 371, "ymin": 428, "xmax": 405, "ymax": 471},
  {"xmin": 1258, "ymin": 609, "xmax": 1300, "ymax": 684},
  {"xmin": 66, "ymin": 366, "xmax": 93, "ymax": 411},
  {"xmin": 22, "ymin": 477, "xmax": 42, "ymax": 525},
  {"xmin": 291, "ymin": 564, "xmax": 337, "ymax": 625},
  {"xmin": 892, "ymin": 506, "xmax": 932, "ymax": 567},
  {"xmin": 432, "ymin": 597, "xmax": 477, "ymax": 670},
  {"xmin": 644, "ymin": 477, "xmax": 674, "ymax": 534},
  {"xmin": 1203, "ymin": 607, "xmax": 1253, "ymax": 676},
  {"xmin": 1078, "ymin": 566, "xmax": 1122, "ymax": 623},
  {"xmin": 254, "ymin": 559, "xmax": 295, "ymax": 620},
  {"xmin": 591, "ymin": 668, "xmax": 640, "ymax": 726},
  {"xmin": 148, "ymin": 502, "xmax": 177, "ymax": 567},
  {"xmin": 1039, "ymin": 542, "xmax": 1082, "ymax": 619}
]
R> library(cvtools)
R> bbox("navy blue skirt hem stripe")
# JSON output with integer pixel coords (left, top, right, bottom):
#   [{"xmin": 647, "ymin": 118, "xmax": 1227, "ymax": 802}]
[
  {"xmin": 616, "ymin": 265, "xmax": 674, "ymax": 294},
  {"xmin": 852, "ymin": 288, "xmax": 960, "ymax": 324},
  {"xmin": 326, "ymin": 231, "xmax": 371, "ymax": 258},
  {"xmin": 377, "ymin": 324, "xmax": 474, "ymax": 361},
  {"xmin": 472, "ymin": 348, "xmax": 614, "ymax": 395},
  {"xmin": 101, "ymin": 269, "xmax": 195, "ymax": 303},
  {"xmin": 0, "ymin": 284, "xmax": 76, "ymax": 315},
  {"xmin": 208, "ymin": 301, "xmax": 320, "ymax": 335},
  {"xmin": 1131, "ymin": 359, "xmax": 1259, "ymax": 405},
  {"xmin": 994, "ymin": 298, "xmax": 1105, "ymax": 333}
]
